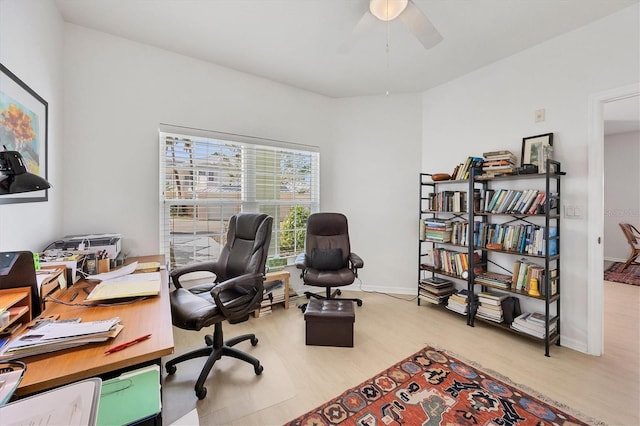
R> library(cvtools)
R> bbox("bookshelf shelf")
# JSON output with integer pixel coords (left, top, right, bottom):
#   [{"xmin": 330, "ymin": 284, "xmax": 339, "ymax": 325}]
[{"xmin": 418, "ymin": 159, "xmax": 563, "ymax": 356}]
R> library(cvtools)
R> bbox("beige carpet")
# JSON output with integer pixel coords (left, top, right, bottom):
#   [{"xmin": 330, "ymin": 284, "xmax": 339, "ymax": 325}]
[{"xmin": 162, "ymin": 328, "xmax": 296, "ymax": 426}]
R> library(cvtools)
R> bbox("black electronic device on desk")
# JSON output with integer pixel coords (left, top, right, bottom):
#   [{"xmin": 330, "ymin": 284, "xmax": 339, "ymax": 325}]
[{"xmin": 0, "ymin": 252, "xmax": 41, "ymax": 316}]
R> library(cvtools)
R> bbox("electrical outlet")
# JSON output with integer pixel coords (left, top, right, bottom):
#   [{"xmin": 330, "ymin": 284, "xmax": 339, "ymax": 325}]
[{"xmin": 535, "ymin": 109, "xmax": 545, "ymax": 122}]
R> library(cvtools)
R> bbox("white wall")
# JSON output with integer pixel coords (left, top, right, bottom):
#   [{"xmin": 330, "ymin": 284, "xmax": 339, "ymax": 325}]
[
  {"xmin": 0, "ymin": 0, "xmax": 64, "ymax": 252},
  {"xmin": 0, "ymin": 0, "xmax": 423, "ymax": 297},
  {"xmin": 330, "ymin": 94, "xmax": 423, "ymax": 292},
  {"xmin": 62, "ymin": 25, "xmax": 333, "ymax": 256},
  {"xmin": 62, "ymin": 25, "xmax": 424, "ymax": 295},
  {"xmin": 422, "ymin": 5, "xmax": 639, "ymax": 352},
  {"xmin": 604, "ymin": 131, "xmax": 640, "ymax": 261}
]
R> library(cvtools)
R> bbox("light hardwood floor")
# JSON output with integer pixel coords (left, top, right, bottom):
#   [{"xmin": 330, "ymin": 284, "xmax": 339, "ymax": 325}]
[{"xmin": 162, "ymin": 280, "xmax": 639, "ymax": 426}]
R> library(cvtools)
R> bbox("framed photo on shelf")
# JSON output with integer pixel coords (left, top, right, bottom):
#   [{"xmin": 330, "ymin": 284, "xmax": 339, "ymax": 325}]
[
  {"xmin": 0, "ymin": 63, "xmax": 49, "ymax": 204},
  {"xmin": 521, "ymin": 133, "xmax": 553, "ymax": 173}
]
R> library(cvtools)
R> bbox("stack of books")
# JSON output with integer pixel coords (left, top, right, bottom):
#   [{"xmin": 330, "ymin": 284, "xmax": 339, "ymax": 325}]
[
  {"xmin": 446, "ymin": 289, "xmax": 470, "ymax": 315},
  {"xmin": 418, "ymin": 277, "xmax": 455, "ymax": 305},
  {"xmin": 474, "ymin": 271, "xmax": 513, "ymax": 289},
  {"xmin": 511, "ymin": 312, "xmax": 557, "ymax": 338},
  {"xmin": 476, "ymin": 291, "xmax": 508, "ymax": 323},
  {"xmin": 422, "ymin": 218, "xmax": 452, "ymax": 243},
  {"xmin": 480, "ymin": 150, "xmax": 517, "ymax": 177},
  {"xmin": 259, "ymin": 279, "xmax": 286, "ymax": 315}
]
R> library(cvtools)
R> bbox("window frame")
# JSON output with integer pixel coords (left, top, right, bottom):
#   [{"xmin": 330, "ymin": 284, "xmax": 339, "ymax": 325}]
[{"xmin": 159, "ymin": 125, "xmax": 319, "ymax": 268}]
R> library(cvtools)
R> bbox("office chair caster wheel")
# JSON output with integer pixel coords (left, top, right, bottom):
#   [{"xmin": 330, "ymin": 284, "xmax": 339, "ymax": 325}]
[
  {"xmin": 356, "ymin": 300, "xmax": 363, "ymax": 306},
  {"xmin": 336, "ymin": 289, "xmax": 342, "ymax": 296},
  {"xmin": 255, "ymin": 364, "xmax": 264, "ymax": 375},
  {"xmin": 250, "ymin": 336, "xmax": 259, "ymax": 346},
  {"xmin": 204, "ymin": 334, "xmax": 213, "ymax": 346},
  {"xmin": 166, "ymin": 364, "xmax": 177, "ymax": 375},
  {"xmin": 196, "ymin": 386, "xmax": 207, "ymax": 400}
]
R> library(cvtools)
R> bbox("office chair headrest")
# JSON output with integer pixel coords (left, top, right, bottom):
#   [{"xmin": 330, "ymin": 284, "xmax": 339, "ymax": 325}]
[
  {"xmin": 307, "ymin": 213, "xmax": 348, "ymax": 236},
  {"xmin": 234, "ymin": 213, "xmax": 270, "ymax": 241}
]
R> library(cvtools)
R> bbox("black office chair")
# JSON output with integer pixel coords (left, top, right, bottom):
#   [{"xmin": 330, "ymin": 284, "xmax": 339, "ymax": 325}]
[
  {"xmin": 296, "ymin": 212, "xmax": 364, "ymax": 309},
  {"xmin": 165, "ymin": 213, "xmax": 273, "ymax": 399}
]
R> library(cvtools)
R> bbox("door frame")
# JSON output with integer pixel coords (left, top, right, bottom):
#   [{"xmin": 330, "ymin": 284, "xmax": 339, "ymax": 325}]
[{"xmin": 587, "ymin": 83, "xmax": 639, "ymax": 356}]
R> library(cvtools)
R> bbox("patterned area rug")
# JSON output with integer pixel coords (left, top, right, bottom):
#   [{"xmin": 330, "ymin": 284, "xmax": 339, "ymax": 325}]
[
  {"xmin": 604, "ymin": 262, "xmax": 640, "ymax": 286},
  {"xmin": 286, "ymin": 346, "xmax": 594, "ymax": 426}
]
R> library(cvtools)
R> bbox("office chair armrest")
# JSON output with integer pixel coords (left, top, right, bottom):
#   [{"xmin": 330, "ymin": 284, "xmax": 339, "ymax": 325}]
[
  {"xmin": 170, "ymin": 261, "xmax": 222, "ymax": 289},
  {"xmin": 349, "ymin": 252, "xmax": 364, "ymax": 269},
  {"xmin": 210, "ymin": 273, "xmax": 264, "ymax": 319},
  {"xmin": 295, "ymin": 253, "xmax": 309, "ymax": 269}
]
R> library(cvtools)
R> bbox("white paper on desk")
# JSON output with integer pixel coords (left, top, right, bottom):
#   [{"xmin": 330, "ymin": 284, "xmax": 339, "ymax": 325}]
[
  {"xmin": 101, "ymin": 271, "xmax": 161, "ymax": 284},
  {"xmin": 32, "ymin": 318, "xmax": 120, "ymax": 340},
  {"xmin": 6, "ymin": 318, "xmax": 120, "ymax": 349},
  {"xmin": 88, "ymin": 261, "xmax": 138, "ymax": 281}
]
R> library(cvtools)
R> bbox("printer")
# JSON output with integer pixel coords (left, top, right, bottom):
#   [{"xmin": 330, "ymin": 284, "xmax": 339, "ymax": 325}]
[{"xmin": 54, "ymin": 233, "xmax": 122, "ymax": 259}]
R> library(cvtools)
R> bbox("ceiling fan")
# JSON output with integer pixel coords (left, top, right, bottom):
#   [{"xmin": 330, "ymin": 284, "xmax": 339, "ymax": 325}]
[{"xmin": 342, "ymin": 0, "xmax": 443, "ymax": 52}]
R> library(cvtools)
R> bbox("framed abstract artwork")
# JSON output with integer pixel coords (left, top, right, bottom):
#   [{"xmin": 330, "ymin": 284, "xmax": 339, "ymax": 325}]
[{"xmin": 0, "ymin": 63, "xmax": 49, "ymax": 203}]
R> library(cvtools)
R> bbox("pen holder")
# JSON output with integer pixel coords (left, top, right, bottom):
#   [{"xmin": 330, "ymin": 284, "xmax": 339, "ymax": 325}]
[
  {"xmin": 85, "ymin": 254, "xmax": 98, "ymax": 276},
  {"xmin": 98, "ymin": 258, "xmax": 110, "ymax": 274}
]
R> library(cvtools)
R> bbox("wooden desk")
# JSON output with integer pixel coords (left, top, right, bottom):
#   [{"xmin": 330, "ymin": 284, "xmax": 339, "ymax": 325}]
[{"xmin": 15, "ymin": 255, "xmax": 175, "ymax": 397}]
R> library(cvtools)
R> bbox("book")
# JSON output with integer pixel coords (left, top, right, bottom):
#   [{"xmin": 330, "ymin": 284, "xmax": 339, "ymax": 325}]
[
  {"xmin": 482, "ymin": 150, "xmax": 513, "ymax": 157},
  {"xmin": 486, "ymin": 189, "xmax": 504, "ymax": 212},
  {"xmin": 477, "ymin": 291, "xmax": 508, "ymax": 305},
  {"xmin": 475, "ymin": 271, "xmax": 512, "ymax": 288},
  {"xmin": 511, "ymin": 313, "xmax": 557, "ymax": 338},
  {"xmin": 420, "ymin": 277, "xmax": 453, "ymax": 287},
  {"xmin": 527, "ymin": 192, "xmax": 546, "ymax": 214},
  {"xmin": 547, "ymin": 227, "xmax": 558, "ymax": 256}
]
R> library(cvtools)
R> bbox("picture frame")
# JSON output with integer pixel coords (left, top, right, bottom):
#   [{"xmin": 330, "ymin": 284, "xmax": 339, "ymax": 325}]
[
  {"xmin": 0, "ymin": 63, "xmax": 48, "ymax": 204},
  {"xmin": 521, "ymin": 133, "xmax": 553, "ymax": 173}
]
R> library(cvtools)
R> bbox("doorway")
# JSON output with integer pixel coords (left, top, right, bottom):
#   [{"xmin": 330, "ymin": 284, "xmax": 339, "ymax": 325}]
[{"xmin": 587, "ymin": 85, "xmax": 640, "ymax": 356}]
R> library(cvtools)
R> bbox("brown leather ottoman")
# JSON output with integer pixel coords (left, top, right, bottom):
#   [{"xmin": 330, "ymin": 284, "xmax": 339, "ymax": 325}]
[{"xmin": 304, "ymin": 299, "xmax": 355, "ymax": 347}]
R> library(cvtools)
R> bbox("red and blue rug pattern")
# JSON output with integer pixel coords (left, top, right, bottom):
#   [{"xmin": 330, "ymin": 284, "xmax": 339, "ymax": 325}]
[
  {"xmin": 604, "ymin": 262, "xmax": 640, "ymax": 286},
  {"xmin": 286, "ymin": 346, "xmax": 590, "ymax": 426}
]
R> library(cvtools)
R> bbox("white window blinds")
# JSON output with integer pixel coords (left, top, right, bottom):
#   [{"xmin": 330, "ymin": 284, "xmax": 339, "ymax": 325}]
[{"xmin": 159, "ymin": 127, "xmax": 319, "ymax": 268}]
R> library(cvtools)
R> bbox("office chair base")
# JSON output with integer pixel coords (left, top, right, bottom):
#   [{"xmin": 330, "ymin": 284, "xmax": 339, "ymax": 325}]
[
  {"xmin": 165, "ymin": 322, "xmax": 263, "ymax": 400},
  {"xmin": 303, "ymin": 289, "xmax": 363, "ymax": 307}
]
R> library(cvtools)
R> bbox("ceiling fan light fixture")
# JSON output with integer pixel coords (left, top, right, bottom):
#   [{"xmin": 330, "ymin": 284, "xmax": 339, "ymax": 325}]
[{"xmin": 369, "ymin": 0, "xmax": 409, "ymax": 22}]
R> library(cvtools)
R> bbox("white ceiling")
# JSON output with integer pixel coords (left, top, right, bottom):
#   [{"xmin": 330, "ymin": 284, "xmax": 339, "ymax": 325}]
[{"xmin": 54, "ymin": 0, "xmax": 639, "ymax": 99}]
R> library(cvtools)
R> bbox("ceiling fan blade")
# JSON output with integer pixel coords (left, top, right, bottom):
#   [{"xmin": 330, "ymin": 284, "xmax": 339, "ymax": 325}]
[
  {"xmin": 338, "ymin": 10, "xmax": 378, "ymax": 54},
  {"xmin": 400, "ymin": 0, "xmax": 443, "ymax": 50}
]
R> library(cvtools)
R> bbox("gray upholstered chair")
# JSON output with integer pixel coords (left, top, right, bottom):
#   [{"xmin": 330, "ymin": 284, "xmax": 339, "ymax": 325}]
[
  {"xmin": 296, "ymin": 212, "xmax": 364, "ymax": 309},
  {"xmin": 165, "ymin": 213, "xmax": 273, "ymax": 399}
]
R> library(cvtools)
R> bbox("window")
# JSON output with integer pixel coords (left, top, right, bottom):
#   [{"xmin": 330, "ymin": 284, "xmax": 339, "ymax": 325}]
[{"xmin": 159, "ymin": 127, "xmax": 319, "ymax": 268}]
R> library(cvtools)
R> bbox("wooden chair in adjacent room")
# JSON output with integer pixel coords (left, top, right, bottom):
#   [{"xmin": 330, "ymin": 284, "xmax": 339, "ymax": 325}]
[{"xmin": 619, "ymin": 223, "xmax": 640, "ymax": 271}]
